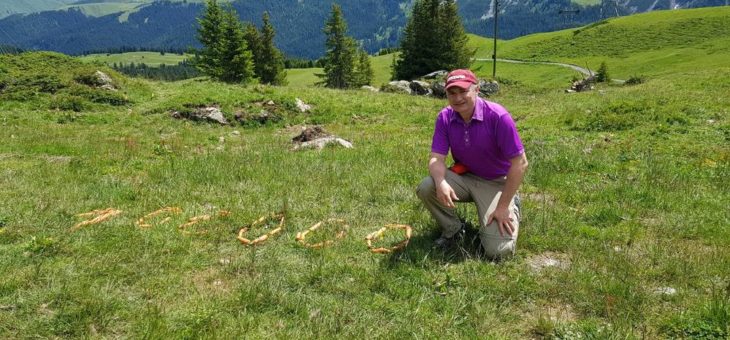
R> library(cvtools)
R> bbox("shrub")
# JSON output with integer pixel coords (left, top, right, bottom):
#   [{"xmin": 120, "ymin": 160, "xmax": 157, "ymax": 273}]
[
  {"xmin": 595, "ymin": 61, "xmax": 610, "ymax": 83},
  {"xmin": 68, "ymin": 85, "xmax": 129, "ymax": 106},
  {"xmin": 624, "ymin": 75, "xmax": 645, "ymax": 85},
  {"xmin": 74, "ymin": 72, "xmax": 106, "ymax": 87},
  {"xmin": 50, "ymin": 94, "xmax": 87, "ymax": 112}
]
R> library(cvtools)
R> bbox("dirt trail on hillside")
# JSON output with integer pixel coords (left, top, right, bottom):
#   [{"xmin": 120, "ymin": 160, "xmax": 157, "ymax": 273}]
[
  {"xmin": 475, "ymin": 58, "xmax": 624, "ymax": 83},
  {"xmin": 475, "ymin": 58, "xmax": 592, "ymax": 75}
]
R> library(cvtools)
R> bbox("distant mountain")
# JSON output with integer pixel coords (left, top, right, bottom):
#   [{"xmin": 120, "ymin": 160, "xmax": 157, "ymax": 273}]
[{"xmin": 0, "ymin": 0, "xmax": 727, "ymax": 59}]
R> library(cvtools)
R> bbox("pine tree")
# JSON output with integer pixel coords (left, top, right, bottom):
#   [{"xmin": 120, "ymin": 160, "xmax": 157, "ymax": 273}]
[
  {"xmin": 218, "ymin": 8, "xmax": 255, "ymax": 83},
  {"xmin": 596, "ymin": 61, "xmax": 610, "ymax": 83},
  {"xmin": 195, "ymin": 0, "xmax": 226, "ymax": 79},
  {"xmin": 394, "ymin": 0, "xmax": 440, "ymax": 80},
  {"xmin": 258, "ymin": 12, "xmax": 287, "ymax": 85},
  {"xmin": 318, "ymin": 4, "xmax": 357, "ymax": 89},
  {"xmin": 393, "ymin": 0, "xmax": 472, "ymax": 80},
  {"xmin": 438, "ymin": 0, "xmax": 473, "ymax": 71},
  {"xmin": 195, "ymin": 0, "xmax": 254, "ymax": 83},
  {"xmin": 243, "ymin": 22, "xmax": 263, "ymax": 80},
  {"xmin": 351, "ymin": 48, "xmax": 374, "ymax": 87}
]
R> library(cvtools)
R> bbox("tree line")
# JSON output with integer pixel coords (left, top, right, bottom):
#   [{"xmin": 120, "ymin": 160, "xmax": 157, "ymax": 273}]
[
  {"xmin": 195, "ymin": 0, "xmax": 286, "ymax": 85},
  {"xmin": 112, "ymin": 61, "xmax": 200, "ymax": 82}
]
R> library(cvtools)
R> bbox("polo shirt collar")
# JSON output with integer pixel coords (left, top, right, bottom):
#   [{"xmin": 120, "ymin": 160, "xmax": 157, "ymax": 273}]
[{"xmin": 449, "ymin": 97, "xmax": 485, "ymax": 123}]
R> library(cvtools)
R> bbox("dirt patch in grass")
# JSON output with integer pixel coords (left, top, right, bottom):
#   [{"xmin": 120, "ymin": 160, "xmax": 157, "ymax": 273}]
[
  {"xmin": 191, "ymin": 267, "xmax": 230, "ymax": 296},
  {"xmin": 526, "ymin": 252, "xmax": 571, "ymax": 273},
  {"xmin": 291, "ymin": 125, "xmax": 329, "ymax": 142}
]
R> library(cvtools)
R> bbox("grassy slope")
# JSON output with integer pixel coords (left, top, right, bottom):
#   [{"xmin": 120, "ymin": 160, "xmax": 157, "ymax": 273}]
[
  {"xmin": 2, "ymin": 8, "xmax": 729, "ymax": 340},
  {"xmin": 496, "ymin": 6, "xmax": 730, "ymax": 78},
  {"xmin": 79, "ymin": 51, "xmax": 191, "ymax": 67},
  {"xmin": 0, "ymin": 1, "xmax": 71, "ymax": 19}
]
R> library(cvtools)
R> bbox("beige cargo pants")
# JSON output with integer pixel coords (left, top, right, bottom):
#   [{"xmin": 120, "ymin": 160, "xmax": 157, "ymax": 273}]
[{"xmin": 416, "ymin": 170, "xmax": 520, "ymax": 260}]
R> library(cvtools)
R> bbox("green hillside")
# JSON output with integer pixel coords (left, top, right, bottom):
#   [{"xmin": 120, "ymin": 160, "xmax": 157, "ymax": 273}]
[
  {"xmin": 1, "ymin": 7, "xmax": 729, "ymax": 338},
  {"xmin": 0, "ymin": 0, "xmax": 73, "ymax": 19},
  {"xmin": 497, "ymin": 6, "xmax": 730, "ymax": 78}
]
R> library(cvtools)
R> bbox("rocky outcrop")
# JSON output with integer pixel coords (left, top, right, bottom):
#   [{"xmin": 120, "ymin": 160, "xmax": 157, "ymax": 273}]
[
  {"xmin": 171, "ymin": 105, "xmax": 229, "ymax": 125},
  {"xmin": 383, "ymin": 70, "xmax": 501, "ymax": 98}
]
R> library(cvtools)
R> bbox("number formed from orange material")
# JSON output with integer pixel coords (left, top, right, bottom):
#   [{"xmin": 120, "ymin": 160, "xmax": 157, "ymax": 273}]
[
  {"xmin": 136, "ymin": 207, "xmax": 182, "ymax": 228},
  {"xmin": 365, "ymin": 224, "xmax": 413, "ymax": 254},
  {"xmin": 296, "ymin": 218, "xmax": 348, "ymax": 249},
  {"xmin": 237, "ymin": 212, "xmax": 285, "ymax": 246},
  {"xmin": 178, "ymin": 210, "xmax": 231, "ymax": 235},
  {"xmin": 71, "ymin": 208, "xmax": 122, "ymax": 231}
]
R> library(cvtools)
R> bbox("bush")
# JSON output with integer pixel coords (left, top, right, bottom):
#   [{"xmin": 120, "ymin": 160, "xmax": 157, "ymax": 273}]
[
  {"xmin": 50, "ymin": 94, "xmax": 87, "ymax": 112},
  {"xmin": 68, "ymin": 85, "xmax": 129, "ymax": 106},
  {"xmin": 624, "ymin": 75, "xmax": 645, "ymax": 85},
  {"xmin": 74, "ymin": 72, "xmax": 106, "ymax": 87},
  {"xmin": 595, "ymin": 61, "xmax": 610, "ymax": 83}
]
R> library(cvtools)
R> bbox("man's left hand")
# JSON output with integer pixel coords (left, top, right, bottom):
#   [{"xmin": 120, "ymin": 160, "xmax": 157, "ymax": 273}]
[{"xmin": 487, "ymin": 207, "xmax": 514, "ymax": 237}]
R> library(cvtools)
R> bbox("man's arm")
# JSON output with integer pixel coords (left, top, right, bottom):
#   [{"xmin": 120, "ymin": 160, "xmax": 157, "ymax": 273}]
[
  {"xmin": 428, "ymin": 152, "xmax": 459, "ymax": 208},
  {"xmin": 487, "ymin": 152, "xmax": 528, "ymax": 236}
]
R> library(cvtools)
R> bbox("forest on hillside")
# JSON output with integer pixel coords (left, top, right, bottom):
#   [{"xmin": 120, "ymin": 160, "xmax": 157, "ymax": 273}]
[{"xmin": 0, "ymin": 0, "xmax": 727, "ymax": 58}]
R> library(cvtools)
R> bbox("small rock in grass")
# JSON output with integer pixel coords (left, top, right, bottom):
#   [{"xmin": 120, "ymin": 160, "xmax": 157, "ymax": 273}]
[
  {"xmin": 653, "ymin": 287, "xmax": 677, "ymax": 296},
  {"xmin": 295, "ymin": 98, "xmax": 311, "ymax": 113}
]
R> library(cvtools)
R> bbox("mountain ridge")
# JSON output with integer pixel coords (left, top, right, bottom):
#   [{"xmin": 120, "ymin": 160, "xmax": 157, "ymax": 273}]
[{"xmin": 0, "ymin": 0, "xmax": 727, "ymax": 59}]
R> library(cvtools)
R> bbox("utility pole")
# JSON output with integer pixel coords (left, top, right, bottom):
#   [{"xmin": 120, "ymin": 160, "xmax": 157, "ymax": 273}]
[{"xmin": 492, "ymin": 0, "xmax": 498, "ymax": 79}]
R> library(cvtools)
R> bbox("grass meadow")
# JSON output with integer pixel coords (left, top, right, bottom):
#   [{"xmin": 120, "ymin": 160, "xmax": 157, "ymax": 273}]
[
  {"xmin": 79, "ymin": 52, "xmax": 192, "ymax": 67},
  {"xmin": 1, "ymin": 7, "xmax": 729, "ymax": 339}
]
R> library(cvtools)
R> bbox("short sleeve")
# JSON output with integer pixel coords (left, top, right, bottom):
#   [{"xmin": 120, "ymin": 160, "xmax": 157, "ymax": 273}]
[
  {"xmin": 496, "ymin": 113, "xmax": 524, "ymax": 159},
  {"xmin": 431, "ymin": 112, "xmax": 449, "ymax": 156}
]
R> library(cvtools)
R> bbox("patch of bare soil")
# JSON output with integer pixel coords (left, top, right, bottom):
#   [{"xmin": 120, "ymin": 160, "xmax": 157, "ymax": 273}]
[
  {"xmin": 292, "ymin": 125, "xmax": 329, "ymax": 143},
  {"xmin": 191, "ymin": 268, "xmax": 230, "ymax": 295},
  {"xmin": 526, "ymin": 252, "xmax": 571, "ymax": 273}
]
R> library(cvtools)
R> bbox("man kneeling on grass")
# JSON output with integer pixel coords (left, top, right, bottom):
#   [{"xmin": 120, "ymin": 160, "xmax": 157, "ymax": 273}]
[{"xmin": 417, "ymin": 69, "xmax": 528, "ymax": 260}]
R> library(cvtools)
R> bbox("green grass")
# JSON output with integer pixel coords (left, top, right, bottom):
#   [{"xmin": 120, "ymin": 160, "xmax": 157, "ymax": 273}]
[
  {"xmin": 79, "ymin": 52, "xmax": 191, "ymax": 67},
  {"xmin": 1, "ymin": 7, "xmax": 729, "ymax": 337},
  {"xmin": 497, "ymin": 6, "xmax": 730, "ymax": 79},
  {"xmin": 285, "ymin": 68, "xmax": 322, "ymax": 87}
]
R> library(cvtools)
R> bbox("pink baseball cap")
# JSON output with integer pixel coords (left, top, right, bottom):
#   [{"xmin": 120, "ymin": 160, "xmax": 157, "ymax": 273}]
[{"xmin": 445, "ymin": 69, "xmax": 477, "ymax": 90}]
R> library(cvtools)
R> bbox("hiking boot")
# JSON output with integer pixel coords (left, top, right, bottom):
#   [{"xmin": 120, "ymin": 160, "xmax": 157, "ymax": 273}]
[{"xmin": 433, "ymin": 224, "xmax": 465, "ymax": 250}]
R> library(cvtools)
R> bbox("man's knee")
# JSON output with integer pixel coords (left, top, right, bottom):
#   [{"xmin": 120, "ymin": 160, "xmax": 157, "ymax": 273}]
[
  {"xmin": 479, "ymin": 222, "xmax": 517, "ymax": 260},
  {"xmin": 481, "ymin": 238, "xmax": 516, "ymax": 260},
  {"xmin": 416, "ymin": 176, "xmax": 435, "ymax": 201}
]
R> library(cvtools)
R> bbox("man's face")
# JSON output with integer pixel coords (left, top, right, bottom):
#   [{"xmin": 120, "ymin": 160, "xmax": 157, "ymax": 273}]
[{"xmin": 446, "ymin": 85, "xmax": 478, "ymax": 115}]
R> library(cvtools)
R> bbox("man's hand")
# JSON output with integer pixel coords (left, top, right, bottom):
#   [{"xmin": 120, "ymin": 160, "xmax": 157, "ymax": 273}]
[
  {"xmin": 436, "ymin": 180, "xmax": 459, "ymax": 208},
  {"xmin": 487, "ymin": 206, "xmax": 514, "ymax": 237}
]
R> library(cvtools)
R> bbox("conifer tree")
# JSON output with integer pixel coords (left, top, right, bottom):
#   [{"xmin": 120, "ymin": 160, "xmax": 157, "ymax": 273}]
[
  {"xmin": 394, "ymin": 0, "xmax": 440, "ymax": 80},
  {"xmin": 318, "ymin": 4, "xmax": 356, "ymax": 89},
  {"xmin": 243, "ymin": 22, "xmax": 262, "ymax": 77},
  {"xmin": 351, "ymin": 48, "xmax": 374, "ymax": 87},
  {"xmin": 393, "ymin": 0, "xmax": 472, "ymax": 80},
  {"xmin": 258, "ymin": 12, "xmax": 287, "ymax": 85},
  {"xmin": 195, "ymin": 0, "xmax": 254, "ymax": 83},
  {"xmin": 596, "ymin": 61, "xmax": 610, "ymax": 83},
  {"xmin": 195, "ymin": 0, "xmax": 226, "ymax": 79},
  {"xmin": 438, "ymin": 0, "xmax": 472, "ymax": 71},
  {"xmin": 218, "ymin": 8, "xmax": 255, "ymax": 83}
]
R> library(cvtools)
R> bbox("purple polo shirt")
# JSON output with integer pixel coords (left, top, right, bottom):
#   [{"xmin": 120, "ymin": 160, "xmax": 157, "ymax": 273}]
[{"xmin": 431, "ymin": 97, "xmax": 524, "ymax": 180}]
